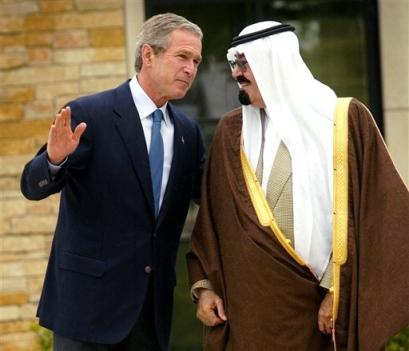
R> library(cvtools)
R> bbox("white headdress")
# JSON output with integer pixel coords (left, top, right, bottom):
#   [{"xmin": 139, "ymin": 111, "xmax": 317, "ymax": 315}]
[{"xmin": 228, "ymin": 21, "xmax": 337, "ymax": 278}]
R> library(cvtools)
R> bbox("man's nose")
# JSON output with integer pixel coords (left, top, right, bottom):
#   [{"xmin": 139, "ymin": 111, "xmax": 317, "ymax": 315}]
[
  {"xmin": 231, "ymin": 66, "xmax": 241, "ymax": 79},
  {"xmin": 184, "ymin": 60, "xmax": 196, "ymax": 75}
]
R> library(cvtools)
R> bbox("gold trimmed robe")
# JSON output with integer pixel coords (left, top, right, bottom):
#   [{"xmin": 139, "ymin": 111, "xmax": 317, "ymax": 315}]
[{"xmin": 187, "ymin": 99, "xmax": 409, "ymax": 351}]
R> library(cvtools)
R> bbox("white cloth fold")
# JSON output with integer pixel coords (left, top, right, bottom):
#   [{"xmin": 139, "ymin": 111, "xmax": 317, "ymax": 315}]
[{"xmin": 230, "ymin": 21, "xmax": 336, "ymax": 278}]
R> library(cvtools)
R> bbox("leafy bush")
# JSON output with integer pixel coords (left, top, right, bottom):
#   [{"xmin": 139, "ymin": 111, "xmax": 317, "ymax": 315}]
[
  {"xmin": 386, "ymin": 326, "xmax": 409, "ymax": 351},
  {"xmin": 31, "ymin": 324, "xmax": 53, "ymax": 351}
]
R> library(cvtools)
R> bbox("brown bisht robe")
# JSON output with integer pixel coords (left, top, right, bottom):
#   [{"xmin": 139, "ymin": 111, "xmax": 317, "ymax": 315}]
[{"xmin": 187, "ymin": 99, "xmax": 409, "ymax": 351}]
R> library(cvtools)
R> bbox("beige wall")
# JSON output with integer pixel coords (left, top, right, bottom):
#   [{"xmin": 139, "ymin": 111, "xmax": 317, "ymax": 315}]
[
  {"xmin": 379, "ymin": 0, "xmax": 409, "ymax": 185},
  {"xmin": 0, "ymin": 0, "xmax": 131, "ymax": 349}
]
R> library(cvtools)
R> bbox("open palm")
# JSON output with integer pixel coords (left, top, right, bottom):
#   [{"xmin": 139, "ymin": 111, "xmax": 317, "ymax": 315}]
[{"xmin": 47, "ymin": 106, "xmax": 87, "ymax": 165}]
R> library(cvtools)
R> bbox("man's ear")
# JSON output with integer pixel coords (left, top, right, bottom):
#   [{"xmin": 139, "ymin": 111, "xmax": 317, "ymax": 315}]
[{"xmin": 141, "ymin": 44, "xmax": 154, "ymax": 66}]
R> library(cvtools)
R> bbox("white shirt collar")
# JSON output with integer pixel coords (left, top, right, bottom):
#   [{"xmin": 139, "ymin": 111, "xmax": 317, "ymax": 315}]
[{"xmin": 129, "ymin": 75, "xmax": 170, "ymax": 125}]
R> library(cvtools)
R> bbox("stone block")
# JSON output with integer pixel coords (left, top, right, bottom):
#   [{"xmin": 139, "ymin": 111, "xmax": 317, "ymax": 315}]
[
  {"xmin": 41, "ymin": 0, "xmax": 74, "ymax": 13},
  {"xmin": 0, "ymin": 251, "xmax": 46, "ymax": 263},
  {"xmin": 80, "ymin": 61, "xmax": 126, "ymax": 77},
  {"xmin": 53, "ymin": 47, "xmax": 124, "ymax": 64},
  {"xmin": 24, "ymin": 32, "xmax": 52, "ymax": 47},
  {"xmin": 26, "ymin": 199, "xmax": 59, "ymax": 215},
  {"xmin": 53, "ymin": 29, "xmax": 89, "ymax": 48},
  {"xmin": 0, "ymin": 277, "xmax": 27, "ymax": 293},
  {"xmin": 0, "ymin": 1, "xmax": 39, "ymax": 16},
  {"xmin": 20, "ymin": 303, "xmax": 37, "ymax": 319},
  {"xmin": 0, "ymin": 137, "xmax": 39, "ymax": 156},
  {"xmin": 89, "ymin": 27, "xmax": 124, "ymax": 47},
  {"xmin": 1, "ymin": 199, "xmax": 26, "ymax": 217},
  {"xmin": 80, "ymin": 75, "xmax": 126, "ymax": 94},
  {"xmin": 53, "ymin": 48, "xmax": 93, "ymax": 63},
  {"xmin": 93, "ymin": 47, "xmax": 125, "ymax": 62},
  {"xmin": 0, "ymin": 17, "xmax": 24, "ymax": 34},
  {"xmin": 24, "ymin": 100, "xmax": 55, "ymax": 120},
  {"xmin": 75, "ymin": 0, "xmax": 122, "ymax": 11},
  {"xmin": 0, "ymin": 190, "xmax": 23, "ymax": 201},
  {"xmin": 0, "ymin": 34, "xmax": 25, "ymax": 48},
  {"xmin": 0, "ymin": 52, "xmax": 27, "ymax": 70},
  {"xmin": 0, "ymin": 176, "xmax": 20, "ymax": 191},
  {"xmin": 0, "ymin": 306, "xmax": 20, "ymax": 321},
  {"xmin": 0, "ymin": 320, "xmax": 32, "ymax": 334},
  {"xmin": 0, "ymin": 291, "xmax": 28, "ymax": 306},
  {"xmin": 0, "ymin": 65, "xmax": 80, "ymax": 85},
  {"xmin": 24, "ymin": 15, "xmax": 55, "ymax": 31},
  {"xmin": 27, "ymin": 277, "xmax": 44, "ymax": 302},
  {"xmin": 0, "ymin": 121, "xmax": 50, "ymax": 140},
  {"xmin": 0, "ymin": 331, "xmax": 41, "ymax": 351},
  {"xmin": 36, "ymin": 81, "xmax": 79, "ymax": 101},
  {"xmin": 55, "ymin": 10, "xmax": 123, "ymax": 30},
  {"xmin": 0, "ymin": 154, "xmax": 34, "ymax": 176},
  {"xmin": 0, "ymin": 104, "xmax": 23, "ymax": 122},
  {"xmin": 0, "ymin": 86, "xmax": 35, "ymax": 103},
  {"xmin": 27, "ymin": 48, "xmax": 51, "ymax": 65},
  {"xmin": 10, "ymin": 215, "xmax": 57, "ymax": 234},
  {"xmin": 2, "ymin": 236, "xmax": 45, "ymax": 252},
  {"xmin": 0, "ymin": 260, "xmax": 47, "ymax": 278},
  {"xmin": 0, "ymin": 217, "xmax": 11, "ymax": 235}
]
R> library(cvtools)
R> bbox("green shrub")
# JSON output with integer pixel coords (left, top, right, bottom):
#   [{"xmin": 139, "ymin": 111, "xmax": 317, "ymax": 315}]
[
  {"xmin": 31, "ymin": 324, "xmax": 53, "ymax": 351},
  {"xmin": 386, "ymin": 326, "xmax": 409, "ymax": 351}
]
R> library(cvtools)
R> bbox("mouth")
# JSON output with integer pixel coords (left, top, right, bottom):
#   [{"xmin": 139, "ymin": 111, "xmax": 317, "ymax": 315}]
[
  {"xmin": 176, "ymin": 79, "xmax": 190, "ymax": 86},
  {"xmin": 236, "ymin": 75, "xmax": 250, "ymax": 84},
  {"xmin": 236, "ymin": 75, "xmax": 250, "ymax": 88}
]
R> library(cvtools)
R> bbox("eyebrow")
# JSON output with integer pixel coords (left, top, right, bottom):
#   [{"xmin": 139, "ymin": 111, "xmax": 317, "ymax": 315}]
[{"xmin": 176, "ymin": 49, "xmax": 202, "ymax": 63}]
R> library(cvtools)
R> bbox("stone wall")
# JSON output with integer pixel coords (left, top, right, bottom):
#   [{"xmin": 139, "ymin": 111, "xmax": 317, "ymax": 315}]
[{"xmin": 0, "ymin": 0, "xmax": 127, "ymax": 349}]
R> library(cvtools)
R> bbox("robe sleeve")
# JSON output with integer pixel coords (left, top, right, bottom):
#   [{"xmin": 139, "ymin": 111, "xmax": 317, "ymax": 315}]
[
  {"xmin": 186, "ymin": 122, "xmax": 226, "ymax": 298},
  {"xmin": 337, "ymin": 99, "xmax": 409, "ymax": 351}
]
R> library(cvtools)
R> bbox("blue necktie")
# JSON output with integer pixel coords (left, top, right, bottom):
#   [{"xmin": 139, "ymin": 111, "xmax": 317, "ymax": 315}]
[{"xmin": 149, "ymin": 109, "xmax": 164, "ymax": 217}]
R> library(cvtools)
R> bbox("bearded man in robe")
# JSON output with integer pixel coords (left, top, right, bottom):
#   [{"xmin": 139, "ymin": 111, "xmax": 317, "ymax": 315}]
[{"xmin": 186, "ymin": 21, "xmax": 409, "ymax": 351}]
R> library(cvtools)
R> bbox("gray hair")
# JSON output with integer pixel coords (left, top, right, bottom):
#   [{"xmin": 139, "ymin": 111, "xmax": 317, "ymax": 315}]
[{"xmin": 134, "ymin": 13, "xmax": 203, "ymax": 72}]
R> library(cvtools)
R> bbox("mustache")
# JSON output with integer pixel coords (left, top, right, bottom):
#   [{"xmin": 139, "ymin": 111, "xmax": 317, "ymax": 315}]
[{"xmin": 236, "ymin": 75, "xmax": 250, "ymax": 84}]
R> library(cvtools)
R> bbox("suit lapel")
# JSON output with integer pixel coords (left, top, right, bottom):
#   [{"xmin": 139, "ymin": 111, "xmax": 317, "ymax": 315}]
[{"xmin": 113, "ymin": 81, "xmax": 155, "ymax": 217}]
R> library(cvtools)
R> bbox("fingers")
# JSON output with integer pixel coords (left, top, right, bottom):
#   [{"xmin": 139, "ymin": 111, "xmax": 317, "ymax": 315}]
[
  {"xmin": 73, "ymin": 122, "xmax": 87, "ymax": 142},
  {"xmin": 215, "ymin": 298, "xmax": 227, "ymax": 321},
  {"xmin": 54, "ymin": 106, "xmax": 71, "ymax": 129},
  {"xmin": 318, "ymin": 315, "xmax": 333, "ymax": 334},
  {"xmin": 196, "ymin": 290, "xmax": 227, "ymax": 327},
  {"xmin": 318, "ymin": 291, "xmax": 333, "ymax": 334}
]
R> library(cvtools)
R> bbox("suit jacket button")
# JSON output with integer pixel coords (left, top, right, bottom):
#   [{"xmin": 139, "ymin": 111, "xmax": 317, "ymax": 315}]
[{"xmin": 144, "ymin": 266, "xmax": 152, "ymax": 274}]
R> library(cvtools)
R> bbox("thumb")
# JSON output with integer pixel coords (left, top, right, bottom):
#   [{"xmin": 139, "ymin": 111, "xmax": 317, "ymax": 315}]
[
  {"xmin": 215, "ymin": 299, "xmax": 227, "ymax": 321},
  {"xmin": 73, "ymin": 122, "xmax": 87, "ymax": 141}
]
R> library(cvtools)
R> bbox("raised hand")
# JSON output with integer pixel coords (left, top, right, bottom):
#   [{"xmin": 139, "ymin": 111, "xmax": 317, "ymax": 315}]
[
  {"xmin": 47, "ymin": 106, "xmax": 87, "ymax": 165},
  {"xmin": 196, "ymin": 289, "xmax": 227, "ymax": 327}
]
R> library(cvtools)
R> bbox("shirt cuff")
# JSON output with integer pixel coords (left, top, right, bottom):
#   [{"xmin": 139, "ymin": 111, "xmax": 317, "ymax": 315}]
[
  {"xmin": 47, "ymin": 157, "xmax": 68, "ymax": 176},
  {"xmin": 191, "ymin": 279, "xmax": 213, "ymax": 302}
]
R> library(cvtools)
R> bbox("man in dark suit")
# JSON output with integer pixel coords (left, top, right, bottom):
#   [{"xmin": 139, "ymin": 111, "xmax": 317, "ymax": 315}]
[{"xmin": 21, "ymin": 13, "xmax": 205, "ymax": 351}]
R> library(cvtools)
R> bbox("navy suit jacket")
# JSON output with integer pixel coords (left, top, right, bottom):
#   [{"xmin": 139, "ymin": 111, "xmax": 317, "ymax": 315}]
[{"xmin": 20, "ymin": 81, "xmax": 205, "ymax": 349}]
